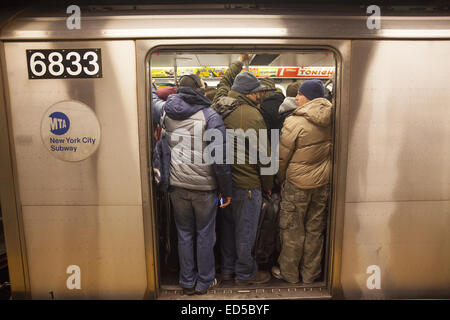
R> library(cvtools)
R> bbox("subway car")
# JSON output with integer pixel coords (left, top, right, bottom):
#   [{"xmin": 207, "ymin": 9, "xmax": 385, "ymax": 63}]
[{"xmin": 0, "ymin": 4, "xmax": 449, "ymax": 300}]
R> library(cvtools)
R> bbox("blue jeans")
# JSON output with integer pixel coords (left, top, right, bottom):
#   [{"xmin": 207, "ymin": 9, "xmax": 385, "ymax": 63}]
[
  {"xmin": 220, "ymin": 188, "xmax": 262, "ymax": 280},
  {"xmin": 169, "ymin": 187, "xmax": 217, "ymax": 292}
]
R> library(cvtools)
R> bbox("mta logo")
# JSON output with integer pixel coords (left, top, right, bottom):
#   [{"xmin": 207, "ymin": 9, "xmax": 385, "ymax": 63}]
[{"xmin": 49, "ymin": 112, "xmax": 70, "ymax": 135}]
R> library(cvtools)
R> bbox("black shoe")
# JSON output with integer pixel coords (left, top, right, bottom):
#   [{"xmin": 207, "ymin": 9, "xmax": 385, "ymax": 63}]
[
  {"xmin": 182, "ymin": 286, "xmax": 195, "ymax": 296},
  {"xmin": 195, "ymin": 278, "xmax": 221, "ymax": 295},
  {"xmin": 235, "ymin": 271, "xmax": 271, "ymax": 285}
]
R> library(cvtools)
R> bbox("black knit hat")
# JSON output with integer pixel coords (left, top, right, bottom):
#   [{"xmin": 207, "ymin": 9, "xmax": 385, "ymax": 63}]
[{"xmin": 298, "ymin": 79, "xmax": 325, "ymax": 100}]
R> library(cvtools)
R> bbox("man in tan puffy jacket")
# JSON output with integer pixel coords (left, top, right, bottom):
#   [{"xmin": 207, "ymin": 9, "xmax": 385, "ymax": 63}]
[{"xmin": 271, "ymin": 79, "xmax": 332, "ymax": 284}]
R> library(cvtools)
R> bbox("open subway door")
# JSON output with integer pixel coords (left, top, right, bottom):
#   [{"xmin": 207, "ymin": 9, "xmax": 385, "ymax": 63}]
[{"xmin": 144, "ymin": 47, "xmax": 344, "ymax": 299}]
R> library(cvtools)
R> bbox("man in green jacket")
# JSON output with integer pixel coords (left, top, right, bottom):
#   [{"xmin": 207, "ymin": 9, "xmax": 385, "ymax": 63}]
[{"xmin": 212, "ymin": 56, "xmax": 274, "ymax": 285}]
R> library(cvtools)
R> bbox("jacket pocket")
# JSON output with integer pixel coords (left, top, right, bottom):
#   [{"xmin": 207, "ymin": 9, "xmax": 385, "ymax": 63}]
[
  {"xmin": 313, "ymin": 184, "xmax": 330, "ymax": 203},
  {"xmin": 294, "ymin": 188, "xmax": 308, "ymax": 202},
  {"xmin": 279, "ymin": 202, "xmax": 296, "ymax": 230}
]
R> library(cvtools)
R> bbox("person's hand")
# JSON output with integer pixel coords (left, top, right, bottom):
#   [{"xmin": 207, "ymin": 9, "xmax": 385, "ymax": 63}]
[
  {"xmin": 220, "ymin": 197, "xmax": 232, "ymax": 209},
  {"xmin": 239, "ymin": 53, "xmax": 252, "ymax": 63}
]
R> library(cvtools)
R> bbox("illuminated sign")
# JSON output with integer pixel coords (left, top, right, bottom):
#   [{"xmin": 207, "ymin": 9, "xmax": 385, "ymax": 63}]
[{"xmin": 151, "ymin": 66, "xmax": 334, "ymax": 79}]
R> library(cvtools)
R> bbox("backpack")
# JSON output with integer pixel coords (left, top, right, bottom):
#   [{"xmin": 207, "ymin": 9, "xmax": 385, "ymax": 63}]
[
  {"xmin": 255, "ymin": 192, "xmax": 281, "ymax": 265},
  {"xmin": 153, "ymin": 111, "xmax": 171, "ymax": 192}
]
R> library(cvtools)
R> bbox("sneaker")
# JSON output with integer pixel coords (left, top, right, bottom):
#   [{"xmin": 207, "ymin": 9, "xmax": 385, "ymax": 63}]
[
  {"xmin": 181, "ymin": 286, "xmax": 195, "ymax": 296},
  {"xmin": 195, "ymin": 278, "xmax": 221, "ymax": 295},
  {"xmin": 221, "ymin": 273, "xmax": 234, "ymax": 281},
  {"xmin": 271, "ymin": 266, "xmax": 283, "ymax": 280},
  {"xmin": 235, "ymin": 271, "xmax": 271, "ymax": 285},
  {"xmin": 271, "ymin": 266, "xmax": 299, "ymax": 284}
]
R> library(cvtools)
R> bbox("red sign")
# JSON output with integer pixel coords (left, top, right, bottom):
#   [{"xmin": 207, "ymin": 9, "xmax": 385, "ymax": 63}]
[{"xmin": 277, "ymin": 67, "xmax": 299, "ymax": 77}]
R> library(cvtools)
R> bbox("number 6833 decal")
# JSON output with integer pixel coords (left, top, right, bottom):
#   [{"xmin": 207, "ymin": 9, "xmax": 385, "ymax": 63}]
[{"xmin": 26, "ymin": 49, "xmax": 102, "ymax": 79}]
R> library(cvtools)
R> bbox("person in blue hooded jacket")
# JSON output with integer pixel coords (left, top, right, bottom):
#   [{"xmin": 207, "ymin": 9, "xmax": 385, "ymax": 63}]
[
  {"xmin": 151, "ymin": 80, "xmax": 166, "ymax": 124},
  {"xmin": 163, "ymin": 74, "xmax": 232, "ymax": 295}
]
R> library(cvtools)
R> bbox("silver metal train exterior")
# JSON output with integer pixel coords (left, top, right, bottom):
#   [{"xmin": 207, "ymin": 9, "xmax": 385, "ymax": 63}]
[{"xmin": 0, "ymin": 6, "xmax": 449, "ymax": 300}]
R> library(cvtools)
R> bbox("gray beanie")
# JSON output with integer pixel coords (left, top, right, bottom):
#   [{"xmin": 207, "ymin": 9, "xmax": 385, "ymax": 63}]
[{"xmin": 231, "ymin": 72, "xmax": 266, "ymax": 94}]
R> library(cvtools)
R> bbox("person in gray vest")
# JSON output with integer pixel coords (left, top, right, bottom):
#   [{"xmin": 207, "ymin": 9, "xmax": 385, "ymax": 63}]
[{"xmin": 163, "ymin": 74, "xmax": 232, "ymax": 295}]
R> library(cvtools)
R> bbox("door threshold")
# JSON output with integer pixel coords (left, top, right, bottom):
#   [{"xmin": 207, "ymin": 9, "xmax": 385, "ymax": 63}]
[{"xmin": 158, "ymin": 285, "xmax": 331, "ymax": 300}]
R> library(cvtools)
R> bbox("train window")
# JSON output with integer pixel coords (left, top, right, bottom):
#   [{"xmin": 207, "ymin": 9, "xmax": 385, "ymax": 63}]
[{"xmin": 149, "ymin": 50, "xmax": 336, "ymax": 297}]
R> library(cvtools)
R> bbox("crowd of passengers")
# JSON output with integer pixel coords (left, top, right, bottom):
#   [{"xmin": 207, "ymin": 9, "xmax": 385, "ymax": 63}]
[{"xmin": 151, "ymin": 54, "xmax": 333, "ymax": 295}]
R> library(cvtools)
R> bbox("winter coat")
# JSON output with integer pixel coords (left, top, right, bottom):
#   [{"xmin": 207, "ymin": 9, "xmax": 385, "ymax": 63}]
[
  {"xmin": 278, "ymin": 97, "xmax": 298, "ymax": 129},
  {"xmin": 212, "ymin": 90, "xmax": 274, "ymax": 192},
  {"xmin": 164, "ymin": 86, "xmax": 232, "ymax": 197},
  {"xmin": 278, "ymin": 98, "xmax": 332, "ymax": 190},
  {"xmin": 153, "ymin": 128, "xmax": 171, "ymax": 192},
  {"xmin": 212, "ymin": 60, "xmax": 243, "ymax": 104},
  {"xmin": 260, "ymin": 92, "xmax": 285, "ymax": 134},
  {"xmin": 151, "ymin": 86, "xmax": 166, "ymax": 124}
]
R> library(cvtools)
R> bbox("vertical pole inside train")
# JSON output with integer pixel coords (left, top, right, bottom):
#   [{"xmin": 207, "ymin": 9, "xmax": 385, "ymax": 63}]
[{"xmin": 173, "ymin": 54, "xmax": 178, "ymax": 85}]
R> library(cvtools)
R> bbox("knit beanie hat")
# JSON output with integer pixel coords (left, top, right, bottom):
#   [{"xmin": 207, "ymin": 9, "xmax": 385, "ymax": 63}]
[
  {"xmin": 298, "ymin": 79, "xmax": 325, "ymax": 100},
  {"xmin": 179, "ymin": 74, "xmax": 203, "ymax": 89},
  {"xmin": 286, "ymin": 81, "xmax": 301, "ymax": 97},
  {"xmin": 259, "ymin": 77, "xmax": 276, "ymax": 91},
  {"xmin": 156, "ymin": 86, "xmax": 178, "ymax": 100},
  {"xmin": 231, "ymin": 72, "xmax": 266, "ymax": 94}
]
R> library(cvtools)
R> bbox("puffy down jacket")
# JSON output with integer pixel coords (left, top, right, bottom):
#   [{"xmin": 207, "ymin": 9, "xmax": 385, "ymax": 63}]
[{"xmin": 278, "ymin": 97, "xmax": 333, "ymax": 190}]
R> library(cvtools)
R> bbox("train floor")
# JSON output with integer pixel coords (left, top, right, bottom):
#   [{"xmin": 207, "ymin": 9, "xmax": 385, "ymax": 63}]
[
  {"xmin": 159, "ymin": 265, "xmax": 329, "ymax": 299},
  {"xmin": 161, "ymin": 271, "xmax": 326, "ymax": 289},
  {"xmin": 160, "ymin": 263, "xmax": 326, "ymax": 290}
]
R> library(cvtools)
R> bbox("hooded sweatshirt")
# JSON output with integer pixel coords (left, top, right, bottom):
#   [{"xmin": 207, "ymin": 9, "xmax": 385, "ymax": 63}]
[
  {"xmin": 278, "ymin": 96, "xmax": 298, "ymax": 129},
  {"xmin": 164, "ymin": 86, "xmax": 232, "ymax": 197},
  {"xmin": 278, "ymin": 97, "xmax": 332, "ymax": 190}
]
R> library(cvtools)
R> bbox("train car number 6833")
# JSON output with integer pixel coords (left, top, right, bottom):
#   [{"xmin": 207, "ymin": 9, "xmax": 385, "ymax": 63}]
[{"xmin": 26, "ymin": 49, "xmax": 102, "ymax": 79}]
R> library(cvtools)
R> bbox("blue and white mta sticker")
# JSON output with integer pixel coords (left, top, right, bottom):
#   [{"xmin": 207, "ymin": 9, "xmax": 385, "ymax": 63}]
[{"xmin": 49, "ymin": 112, "xmax": 70, "ymax": 135}]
